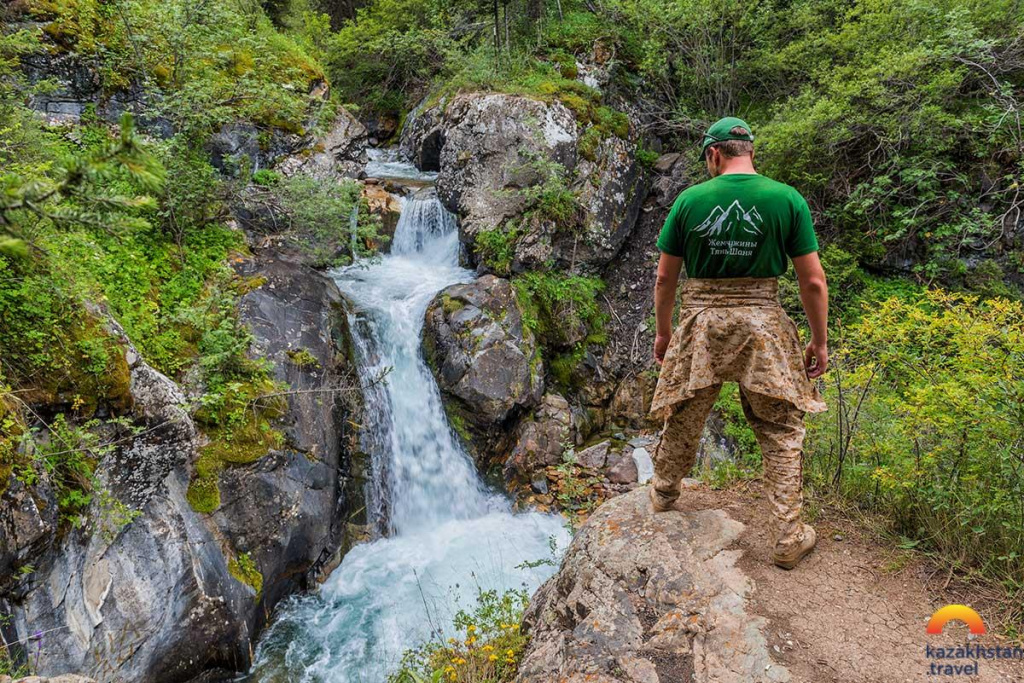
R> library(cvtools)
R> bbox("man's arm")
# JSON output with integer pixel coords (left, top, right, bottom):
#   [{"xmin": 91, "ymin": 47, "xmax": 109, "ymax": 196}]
[
  {"xmin": 792, "ymin": 252, "xmax": 829, "ymax": 378},
  {"xmin": 653, "ymin": 253, "xmax": 684, "ymax": 365}
]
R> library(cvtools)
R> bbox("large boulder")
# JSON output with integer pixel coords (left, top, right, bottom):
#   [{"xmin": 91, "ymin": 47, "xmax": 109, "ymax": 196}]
[
  {"xmin": 423, "ymin": 275, "xmax": 544, "ymax": 459},
  {"xmin": 518, "ymin": 488, "xmax": 790, "ymax": 683},
  {"xmin": 1, "ymin": 253, "xmax": 359, "ymax": 682},
  {"xmin": 504, "ymin": 393, "xmax": 576, "ymax": 480},
  {"xmin": 402, "ymin": 92, "xmax": 647, "ymax": 271},
  {"xmin": 277, "ymin": 108, "xmax": 370, "ymax": 180}
]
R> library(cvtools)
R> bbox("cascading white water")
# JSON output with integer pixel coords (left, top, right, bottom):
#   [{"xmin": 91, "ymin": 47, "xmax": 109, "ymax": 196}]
[{"xmin": 246, "ymin": 158, "xmax": 568, "ymax": 683}]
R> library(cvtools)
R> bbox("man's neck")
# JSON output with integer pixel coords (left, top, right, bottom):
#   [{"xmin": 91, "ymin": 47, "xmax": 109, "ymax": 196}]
[{"xmin": 717, "ymin": 157, "xmax": 757, "ymax": 176}]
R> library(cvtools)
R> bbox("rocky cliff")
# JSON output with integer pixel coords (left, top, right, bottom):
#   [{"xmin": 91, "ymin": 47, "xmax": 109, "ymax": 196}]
[
  {"xmin": 0, "ymin": 247, "xmax": 360, "ymax": 682},
  {"xmin": 402, "ymin": 92, "xmax": 648, "ymax": 272}
]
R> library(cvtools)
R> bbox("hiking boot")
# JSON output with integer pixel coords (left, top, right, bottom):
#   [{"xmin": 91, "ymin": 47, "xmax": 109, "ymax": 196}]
[
  {"xmin": 772, "ymin": 524, "xmax": 817, "ymax": 569},
  {"xmin": 649, "ymin": 485, "xmax": 675, "ymax": 513}
]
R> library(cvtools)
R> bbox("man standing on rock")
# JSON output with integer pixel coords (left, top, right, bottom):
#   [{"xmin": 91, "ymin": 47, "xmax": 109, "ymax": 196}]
[{"xmin": 649, "ymin": 116, "xmax": 829, "ymax": 570}]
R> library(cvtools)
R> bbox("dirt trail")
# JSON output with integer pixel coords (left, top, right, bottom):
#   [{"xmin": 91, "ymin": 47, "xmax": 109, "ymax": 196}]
[{"xmin": 673, "ymin": 482, "xmax": 1023, "ymax": 683}]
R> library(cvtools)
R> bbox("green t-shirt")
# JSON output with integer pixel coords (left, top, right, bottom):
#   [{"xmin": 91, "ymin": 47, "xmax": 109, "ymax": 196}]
[{"xmin": 657, "ymin": 174, "xmax": 818, "ymax": 278}]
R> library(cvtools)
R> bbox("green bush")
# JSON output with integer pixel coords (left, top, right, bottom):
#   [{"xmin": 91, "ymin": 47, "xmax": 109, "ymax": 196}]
[{"xmin": 806, "ymin": 290, "xmax": 1024, "ymax": 610}]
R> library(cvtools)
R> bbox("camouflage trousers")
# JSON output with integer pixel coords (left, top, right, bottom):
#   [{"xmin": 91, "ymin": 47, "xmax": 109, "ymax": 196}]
[{"xmin": 652, "ymin": 383, "xmax": 808, "ymax": 552}]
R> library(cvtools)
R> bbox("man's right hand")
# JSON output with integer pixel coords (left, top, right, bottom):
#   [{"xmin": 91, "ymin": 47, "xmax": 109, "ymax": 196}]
[
  {"xmin": 654, "ymin": 333, "xmax": 671, "ymax": 365},
  {"xmin": 804, "ymin": 340, "xmax": 828, "ymax": 379}
]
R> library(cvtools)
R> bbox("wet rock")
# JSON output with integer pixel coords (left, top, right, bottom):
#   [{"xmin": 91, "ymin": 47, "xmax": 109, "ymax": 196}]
[
  {"xmin": 423, "ymin": 275, "xmax": 544, "ymax": 460},
  {"xmin": 575, "ymin": 440, "xmax": 610, "ymax": 469},
  {"xmin": 530, "ymin": 473, "xmax": 550, "ymax": 495},
  {"xmin": 518, "ymin": 488, "xmax": 791, "ymax": 683},
  {"xmin": 504, "ymin": 393, "xmax": 574, "ymax": 480},
  {"xmin": 206, "ymin": 122, "xmax": 312, "ymax": 176},
  {"xmin": 402, "ymin": 92, "xmax": 647, "ymax": 270}
]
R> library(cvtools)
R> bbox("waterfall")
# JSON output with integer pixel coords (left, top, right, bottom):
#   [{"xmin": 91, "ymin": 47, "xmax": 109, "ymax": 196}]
[{"xmin": 247, "ymin": 155, "xmax": 567, "ymax": 683}]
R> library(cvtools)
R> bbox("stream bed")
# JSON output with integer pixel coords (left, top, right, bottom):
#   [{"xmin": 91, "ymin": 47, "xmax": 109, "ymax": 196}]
[{"xmin": 245, "ymin": 153, "xmax": 568, "ymax": 682}]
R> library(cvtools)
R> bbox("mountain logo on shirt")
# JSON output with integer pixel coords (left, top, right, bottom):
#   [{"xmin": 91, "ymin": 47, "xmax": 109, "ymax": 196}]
[{"xmin": 693, "ymin": 200, "xmax": 763, "ymax": 237}]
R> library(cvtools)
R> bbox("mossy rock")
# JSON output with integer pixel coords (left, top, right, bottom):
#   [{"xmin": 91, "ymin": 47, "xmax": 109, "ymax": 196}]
[{"xmin": 228, "ymin": 552, "xmax": 264, "ymax": 598}]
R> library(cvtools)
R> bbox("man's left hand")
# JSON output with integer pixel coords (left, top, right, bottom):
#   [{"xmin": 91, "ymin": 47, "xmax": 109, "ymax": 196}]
[{"xmin": 654, "ymin": 333, "xmax": 671, "ymax": 365}]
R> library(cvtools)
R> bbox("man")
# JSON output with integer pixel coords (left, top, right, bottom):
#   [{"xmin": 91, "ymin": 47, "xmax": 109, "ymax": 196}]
[{"xmin": 650, "ymin": 116, "xmax": 829, "ymax": 570}]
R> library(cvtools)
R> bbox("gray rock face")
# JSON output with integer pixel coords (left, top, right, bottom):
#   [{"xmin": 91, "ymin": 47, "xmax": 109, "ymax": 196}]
[
  {"xmin": 277, "ymin": 108, "xmax": 369, "ymax": 180},
  {"xmin": 1, "ymin": 252, "xmax": 357, "ymax": 682},
  {"xmin": 402, "ymin": 93, "xmax": 647, "ymax": 271},
  {"xmin": 518, "ymin": 488, "xmax": 791, "ymax": 683},
  {"xmin": 504, "ymin": 393, "xmax": 575, "ymax": 480},
  {"xmin": 423, "ymin": 275, "xmax": 544, "ymax": 458}
]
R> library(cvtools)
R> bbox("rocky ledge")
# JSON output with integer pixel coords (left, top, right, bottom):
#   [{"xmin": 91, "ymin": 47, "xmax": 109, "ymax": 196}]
[{"xmin": 517, "ymin": 487, "xmax": 790, "ymax": 683}]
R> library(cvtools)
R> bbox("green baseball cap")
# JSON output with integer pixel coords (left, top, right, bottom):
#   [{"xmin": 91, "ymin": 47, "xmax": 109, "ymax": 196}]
[{"xmin": 700, "ymin": 116, "xmax": 754, "ymax": 154}]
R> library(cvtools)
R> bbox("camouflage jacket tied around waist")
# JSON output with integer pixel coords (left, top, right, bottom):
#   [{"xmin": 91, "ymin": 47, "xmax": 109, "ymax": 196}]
[{"xmin": 650, "ymin": 277, "xmax": 827, "ymax": 417}]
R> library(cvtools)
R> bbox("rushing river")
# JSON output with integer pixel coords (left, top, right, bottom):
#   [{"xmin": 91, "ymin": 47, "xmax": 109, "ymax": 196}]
[{"xmin": 246, "ymin": 152, "xmax": 568, "ymax": 682}]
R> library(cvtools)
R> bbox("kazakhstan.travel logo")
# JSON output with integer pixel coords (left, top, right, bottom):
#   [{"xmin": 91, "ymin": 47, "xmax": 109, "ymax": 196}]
[{"xmin": 923, "ymin": 605, "xmax": 1023, "ymax": 676}]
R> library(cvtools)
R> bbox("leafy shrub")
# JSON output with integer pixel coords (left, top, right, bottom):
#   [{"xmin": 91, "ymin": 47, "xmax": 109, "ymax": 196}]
[
  {"xmin": 266, "ymin": 173, "xmax": 384, "ymax": 267},
  {"xmin": 806, "ymin": 290, "xmax": 1024, "ymax": 606}
]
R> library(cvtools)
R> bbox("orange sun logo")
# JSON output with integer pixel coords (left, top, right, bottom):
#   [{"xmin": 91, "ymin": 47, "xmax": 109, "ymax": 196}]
[{"xmin": 926, "ymin": 605, "xmax": 986, "ymax": 635}]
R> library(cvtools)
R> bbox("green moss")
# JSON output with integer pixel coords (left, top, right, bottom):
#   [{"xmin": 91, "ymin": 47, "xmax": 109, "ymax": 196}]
[
  {"xmin": 228, "ymin": 552, "xmax": 264, "ymax": 597},
  {"xmin": 187, "ymin": 379, "xmax": 286, "ymax": 513},
  {"xmin": 286, "ymin": 347, "xmax": 321, "ymax": 369},
  {"xmin": 444, "ymin": 402, "xmax": 473, "ymax": 445},
  {"xmin": 579, "ymin": 127, "xmax": 603, "ymax": 162},
  {"xmin": 186, "ymin": 466, "xmax": 221, "ymax": 514},
  {"xmin": 441, "ymin": 294, "xmax": 465, "ymax": 315}
]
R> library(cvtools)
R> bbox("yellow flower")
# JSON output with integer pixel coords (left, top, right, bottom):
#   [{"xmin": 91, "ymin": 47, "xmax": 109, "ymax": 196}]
[
  {"xmin": 464, "ymin": 636, "xmax": 476, "ymax": 646},
  {"xmin": 482, "ymin": 644, "xmax": 494, "ymax": 652},
  {"xmin": 466, "ymin": 625, "xmax": 477, "ymax": 633},
  {"xmin": 499, "ymin": 623, "xmax": 509, "ymax": 629},
  {"xmin": 506, "ymin": 649, "xmax": 515, "ymax": 657},
  {"xmin": 454, "ymin": 657, "xmax": 467, "ymax": 665},
  {"xmin": 511, "ymin": 624, "xmax": 520, "ymax": 630},
  {"xmin": 488, "ymin": 654, "xmax": 498, "ymax": 661},
  {"xmin": 448, "ymin": 637, "xmax": 457, "ymax": 645}
]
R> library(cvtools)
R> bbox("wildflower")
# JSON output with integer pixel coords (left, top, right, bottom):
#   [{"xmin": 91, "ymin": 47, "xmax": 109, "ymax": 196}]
[
  {"xmin": 465, "ymin": 636, "xmax": 477, "ymax": 646},
  {"xmin": 448, "ymin": 637, "xmax": 458, "ymax": 645},
  {"xmin": 467, "ymin": 625, "xmax": 477, "ymax": 633},
  {"xmin": 489, "ymin": 654, "xmax": 498, "ymax": 661},
  {"xmin": 506, "ymin": 649, "xmax": 514, "ymax": 657},
  {"xmin": 454, "ymin": 657, "xmax": 467, "ymax": 665},
  {"xmin": 482, "ymin": 644, "xmax": 494, "ymax": 651},
  {"xmin": 499, "ymin": 623, "xmax": 509, "ymax": 629}
]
